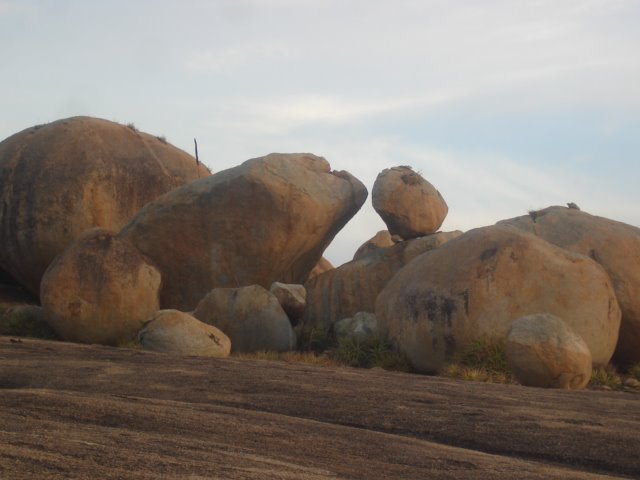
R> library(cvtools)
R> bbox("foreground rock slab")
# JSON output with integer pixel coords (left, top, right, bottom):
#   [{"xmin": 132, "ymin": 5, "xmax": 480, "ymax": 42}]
[{"xmin": 0, "ymin": 337, "xmax": 639, "ymax": 479}]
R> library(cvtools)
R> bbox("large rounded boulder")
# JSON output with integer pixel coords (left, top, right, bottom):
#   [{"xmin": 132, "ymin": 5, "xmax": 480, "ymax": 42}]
[
  {"xmin": 499, "ymin": 206, "xmax": 640, "ymax": 366},
  {"xmin": 40, "ymin": 228, "xmax": 161, "ymax": 345},
  {"xmin": 0, "ymin": 116, "xmax": 209, "ymax": 296},
  {"xmin": 372, "ymin": 166, "xmax": 448, "ymax": 239},
  {"xmin": 193, "ymin": 285, "xmax": 296, "ymax": 353},
  {"xmin": 375, "ymin": 225, "xmax": 621, "ymax": 373},
  {"xmin": 120, "ymin": 153, "xmax": 367, "ymax": 311},
  {"xmin": 304, "ymin": 231, "xmax": 461, "ymax": 330},
  {"xmin": 138, "ymin": 310, "xmax": 231, "ymax": 358},
  {"xmin": 506, "ymin": 313, "xmax": 592, "ymax": 389}
]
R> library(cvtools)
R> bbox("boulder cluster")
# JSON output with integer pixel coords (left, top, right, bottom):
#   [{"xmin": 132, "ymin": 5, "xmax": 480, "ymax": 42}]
[{"xmin": 1, "ymin": 116, "xmax": 638, "ymax": 390}]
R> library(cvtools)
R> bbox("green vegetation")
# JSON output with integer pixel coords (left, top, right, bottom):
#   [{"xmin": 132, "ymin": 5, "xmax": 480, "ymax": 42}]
[
  {"xmin": 589, "ymin": 365, "xmax": 623, "ymax": 390},
  {"xmin": 331, "ymin": 337, "xmax": 413, "ymax": 372},
  {"xmin": 0, "ymin": 307, "xmax": 58, "ymax": 340},
  {"xmin": 629, "ymin": 363, "xmax": 640, "ymax": 381},
  {"xmin": 443, "ymin": 339, "xmax": 513, "ymax": 384}
]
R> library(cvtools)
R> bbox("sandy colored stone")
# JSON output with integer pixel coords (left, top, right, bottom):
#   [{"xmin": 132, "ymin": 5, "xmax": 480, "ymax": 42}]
[
  {"xmin": 120, "ymin": 153, "xmax": 367, "ymax": 311},
  {"xmin": 499, "ymin": 206, "xmax": 640, "ymax": 366},
  {"xmin": 0, "ymin": 116, "xmax": 208, "ymax": 296},
  {"xmin": 372, "ymin": 166, "xmax": 448, "ymax": 239},
  {"xmin": 304, "ymin": 231, "xmax": 462, "ymax": 330},
  {"xmin": 194, "ymin": 285, "xmax": 296, "ymax": 353},
  {"xmin": 269, "ymin": 282, "xmax": 306, "ymax": 324},
  {"xmin": 353, "ymin": 230, "xmax": 397, "ymax": 260},
  {"xmin": 506, "ymin": 313, "xmax": 592, "ymax": 389},
  {"xmin": 376, "ymin": 225, "xmax": 621, "ymax": 373},
  {"xmin": 40, "ymin": 228, "xmax": 161, "ymax": 345},
  {"xmin": 138, "ymin": 309, "xmax": 231, "ymax": 357},
  {"xmin": 307, "ymin": 257, "xmax": 334, "ymax": 281}
]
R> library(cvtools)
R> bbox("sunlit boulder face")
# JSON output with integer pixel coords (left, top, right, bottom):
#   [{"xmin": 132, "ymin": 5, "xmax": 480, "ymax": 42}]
[
  {"xmin": 499, "ymin": 206, "xmax": 640, "ymax": 367},
  {"xmin": 372, "ymin": 166, "xmax": 448, "ymax": 239},
  {"xmin": 376, "ymin": 225, "xmax": 621, "ymax": 373},
  {"xmin": 120, "ymin": 153, "xmax": 368, "ymax": 311},
  {"xmin": 0, "ymin": 116, "xmax": 209, "ymax": 296},
  {"xmin": 304, "ymin": 231, "xmax": 462, "ymax": 330}
]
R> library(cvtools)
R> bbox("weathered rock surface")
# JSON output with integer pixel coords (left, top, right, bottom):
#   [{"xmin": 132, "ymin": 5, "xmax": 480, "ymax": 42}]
[
  {"xmin": 304, "ymin": 231, "xmax": 462, "ymax": 329},
  {"xmin": 1, "ymin": 337, "xmax": 639, "ymax": 479},
  {"xmin": 193, "ymin": 285, "xmax": 296, "ymax": 353},
  {"xmin": 332, "ymin": 312, "xmax": 378, "ymax": 343},
  {"xmin": 376, "ymin": 225, "xmax": 621, "ymax": 373},
  {"xmin": 0, "ymin": 284, "xmax": 36, "ymax": 314},
  {"xmin": 40, "ymin": 228, "xmax": 161, "ymax": 345},
  {"xmin": 0, "ymin": 116, "xmax": 209, "ymax": 296},
  {"xmin": 372, "ymin": 166, "xmax": 448, "ymax": 239},
  {"xmin": 120, "ymin": 153, "xmax": 367, "ymax": 311},
  {"xmin": 138, "ymin": 310, "xmax": 231, "ymax": 357},
  {"xmin": 307, "ymin": 256, "xmax": 334, "ymax": 280},
  {"xmin": 270, "ymin": 282, "xmax": 306, "ymax": 324},
  {"xmin": 499, "ymin": 206, "xmax": 640, "ymax": 366},
  {"xmin": 353, "ymin": 230, "xmax": 396, "ymax": 260},
  {"xmin": 506, "ymin": 313, "xmax": 592, "ymax": 389}
]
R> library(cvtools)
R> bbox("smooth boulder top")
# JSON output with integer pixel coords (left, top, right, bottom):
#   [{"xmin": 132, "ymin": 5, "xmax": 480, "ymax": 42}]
[
  {"xmin": 372, "ymin": 166, "xmax": 448, "ymax": 239},
  {"xmin": 0, "ymin": 116, "xmax": 209, "ymax": 296},
  {"xmin": 499, "ymin": 206, "xmax": 640, "ymax": 366},
  {"xmin": 376, "ymin": 225, "xmax": 621, "ymax": 373},
  {"xmin": 120, "ymin": 153, "xmax": 367, "ymax": 311},
  {"xmin": 506, "ymin": 313, "xmax": 592, "ymax": 390}
]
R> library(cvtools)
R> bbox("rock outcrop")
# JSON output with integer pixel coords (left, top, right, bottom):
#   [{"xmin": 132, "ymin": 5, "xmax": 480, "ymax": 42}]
[
  {"xmin": 307, "ymin": 257, "xmax": 334, "ymax": 281},
  {"xmin": 193, "ymin": 285, "xmax": 296, "ymax": 353},
  {"xmin": 499, "ymin": 206, "xmax": 640, "ymax": 366},
  {"xmin": 304, "ymin": 231, "xmax": 462, "ymax": 330},
  {"xmin": 40, "ymin": 228, "xmax": 161, "ymax": 345},
  {"xmin": 138, "ymin": 310, "xmax": 231, "ymax": 357},
  {"xmin": 506, "ymin": 313, "xmax": 592, "ymax": 389},
  {"xmin": 353, "ymin": 230, "xmax": 397, "ymax": 260},
  {"xmin": 372, "ymin": 166, "xmax": 448, "ymax": 239},
  {"xmin": 120, "ymin": 153, "xmax": 367, "ymax": 311},
  {"xmin": 0, "ymin": 116, "xmax": 209, "ymax": 296},
  {"xmin": 376, "ymin": 225, "xmax": 621, "ymax": 373}
]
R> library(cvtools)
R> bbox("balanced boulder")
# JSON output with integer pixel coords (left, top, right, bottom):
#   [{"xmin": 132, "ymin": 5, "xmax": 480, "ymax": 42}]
[
  {"xmin": 506, "ymin": 313, "xmax": 592, "ymax": 389},
  {"xmin": 376, "ymin": 225, "xmax": 621, "ymax": 373},
  {"xmin": 120, "ymin": 153, "xmax": 367, "ymax": 311},
  {"xmin": 193, "ymin": 285, "xmax": 296, "ymax": 353},
  {"xmin": 41, "ymin": 228, "xmax": 161, "ymax": 345},
  {"xmin": 304, "ymin": 231, "xmax": 461, "ymax": 330},
  {"xmin": 138, "ymin": 310, "xmax": 231, "ymax": 357},
  {"xmin": 372, "ymin": 166, "xmax": 448, "ymax": 239},
  {"xmin": 499, "ymin": 206, "xmax": 640, "ymax": 366},
  {"xmin": 0, "ymin": 116, "xmax": 209, "ymax": 296}
]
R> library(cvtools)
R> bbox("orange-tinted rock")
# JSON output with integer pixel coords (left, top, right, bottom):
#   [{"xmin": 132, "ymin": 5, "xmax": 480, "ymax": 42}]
[
  {"xmin": 41, "ymin": 228, "xmax": 161, "ymax": 345},
  {"xmin": 376, "ymin": 226, "xmax": 621, "ymax": 373},
  {"xmin": 0, "ymin": 116, "xmax": 209, "ymax": 296},
  {"xmin": 499, "ymin": 206, "xmax": 640, "ymax": 366},
  {"xmin": 121, "ymin": 153, "xmax": 367, "ymax": 311},
  {"xmin": 372, "ymin": 166, "xmax": 448, "ymax": 239}
]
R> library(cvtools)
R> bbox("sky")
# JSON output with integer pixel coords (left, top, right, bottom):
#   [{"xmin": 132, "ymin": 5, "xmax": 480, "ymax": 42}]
[{"xmin": 1, "ymin": 0, "xmax": 639, "ymax": 266}]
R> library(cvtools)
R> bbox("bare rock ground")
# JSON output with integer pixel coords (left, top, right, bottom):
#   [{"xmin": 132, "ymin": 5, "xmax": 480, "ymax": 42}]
[{"xmin": 0, "ymin": 336, "xmax": 638, "ymax": 479}]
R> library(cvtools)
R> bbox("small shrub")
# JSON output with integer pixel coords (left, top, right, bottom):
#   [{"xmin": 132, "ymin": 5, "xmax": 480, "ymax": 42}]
[
  {"xmin": 126, "ymin": 122, "xmax": 138, "ymax": 132},
  {"xmin": 443, "ymin": 339, "xmax": 513, "ymax": 384},
  {"xmin": 0, "ymin": 307, "xmax": 58, "ymax": 340},
  {"xmin": 628, "ymin": 363, "xmax": 640, "ymax": 381},
  {"xmin": 296, "ymin": 325, "xmax": 335, "ymax": 353},
  {"xmin": 156, "ymin": 135, "xmax": 167, "ymax": 144},
  {"xmin": 330, "ymin": 337, "xmax": 413, "ymax": 372},
  {"xmin": 589, "ymin": 365, "xmax": 623, "ymax": 390}
]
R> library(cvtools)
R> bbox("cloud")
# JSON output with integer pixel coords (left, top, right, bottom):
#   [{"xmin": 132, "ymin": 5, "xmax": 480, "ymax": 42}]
[{"xmin": 185, "ymin": 41, "xmax": 295, "ymax": 72}]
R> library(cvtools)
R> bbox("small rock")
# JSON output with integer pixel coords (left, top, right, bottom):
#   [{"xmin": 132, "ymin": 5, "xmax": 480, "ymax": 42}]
[
  {"xmin": 332, "ymin": 312, "xmax": 378, "ymax": 342},
  {"xmin": 624, "ymin": 378, "xmax": 640, "ymax": 388},
  {"xmin": 138, "ymin": 310, "xmax": 230, "ymax": 357},
  {"xmin": 270, "ymin": 282, "xmax": 306, "ymax": 325},
  {"xmin": 506, "ymin": 313, "xmax": 592, "ymax": 389}
]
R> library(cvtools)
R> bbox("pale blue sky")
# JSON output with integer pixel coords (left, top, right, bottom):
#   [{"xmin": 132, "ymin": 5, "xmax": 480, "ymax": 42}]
[{"xmin": 1, "ymin": 0, "xmax": 638, "ymax": 265}]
